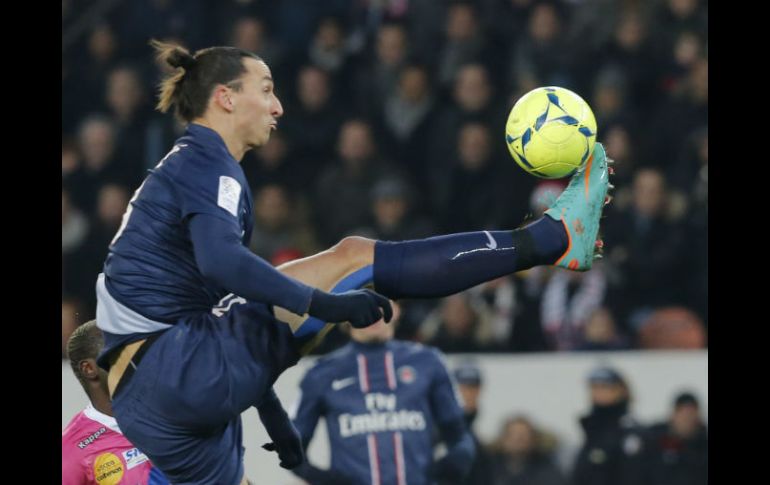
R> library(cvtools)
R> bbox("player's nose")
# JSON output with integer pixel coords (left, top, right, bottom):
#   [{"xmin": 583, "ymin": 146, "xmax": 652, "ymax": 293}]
[{"xmin": 271, "ymin": 95, "xmax": 284, "ymax": 119}]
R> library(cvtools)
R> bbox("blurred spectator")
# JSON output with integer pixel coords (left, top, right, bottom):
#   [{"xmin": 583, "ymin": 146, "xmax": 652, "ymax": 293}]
[
  {"xmin": 69, "ymin": 184, "xmax": 130, "ymax": 313},
  {"xmin": 576, "ymin": 307, "xmax": 630, "ymax": 351},
  {"xmin": 637, "ymin": 307, "xmax": 706, "ymax": 350},
  {"xmin": 248, "ymin": 184, "xmax": 320, "ymax": 261},
  {"xmin": 380, "ymin": 62, "xmax": 438, "ymax": 180},
  {"xmin": 94, "ymin": 184, "xmax": 130, "ymax": 239},
  {"xmin": 401, "ymin": 0, "xmax": 448, "ymax": 64},
  {"xmin": 436, "ymin": 122, "xmax": 519, "ymax": 233},
  {"xmin": 66, "ymin": 116, "xmax": 127, "ymax": 213},
  {"xmin": 645, "ymin": 392, "xmax": 708, "ymax": 485},
  {"xmin": 467, "ymin": 277, "xmax": 517, "ymax": 345},
  {"xmin": 603, "ymin": 168, "xmax": 689, "ymax": 333},
  {"xmin": 572, "ymin": 367, "xmax": 647, "ymax": 485},
  {"xmin": 307, "ymin": 16, "xmax": 354, "ymax": 82},
  {"xmin": 281, "ymin": 65, "xmax": 344, "ymax": 174},
  {"xmin": 649, "ymin": 56, "xmax": 707, "ymax": 167},
  {"xmin": 63, "ymin": 23, "xmax": 119, "ymax": 133},
  {"xmin": 482, "ymin": 0, "xmax": 535, "ymax": 62},
  {"xmin": 541, "ymin": 267, "xmax": 607, "ymax": 351},
  {"xmin": 446, "ymin": 361, "xmax": 495, "ymax": 485},
  {"xmin": 650, "ymin": 0, "xmax": 708, "ymax": 61},
  {"xmin": 512, "ymin": 265, "xmax": 558, "ymax": 352},
  {"xmin": 591, "ymin": 67, "xmax": 638, "ymax": 133},
  {"xmin": 669, "ymin": 126, "xmax": 707, "ymax": 195},
  {"xmin": 602, "ymin": 123, "xmax": 637, "ymax": 190},
  {"xmin": 229, "ymin": 16, "xmax": 285, "ymax": 72},
  {"xmin": 315, "ymin": 119, "xmax": 399, "ymax": 244},
  {"xmin": 62, "ymin": 139, "xmax": 82, "ymax": 178},
  {"xmin": 436, "ymin": 2, "xmax": 491, "ymax": 89},
  {"xmin": 353, "ymin": 21, "xmax": 410, "ymax": 117},
  {"xmin": 105, "ymin": 65, "xmax": 153, "ymax": 183},
  {"xmin": 659, "ymin": 31, "xmax": 705, "ymax": 93},
  {"xmin": 489, "ymin": 415, "xmax": 567, "ymax": 485},
  {"xmin": 596, "ymin": 10, "xmax": 660, "ymax": 115},
  {"xmin": 429, "ymin": 63, "xmax": 497, "ymax": 171},
  {"xmin": 510, "ymin": 2, "xmax": 572, "ymax": 89},
  {"xmin": 242, "ymin": 130, "xmax": 306, "ymax": 194},
  {"xmin": 419, "ymin": 292, "xmax": 497, "ymax": 352},
  {"xmin": 355, "ymin": 177, "xmax": 435, "ymax": 241}
]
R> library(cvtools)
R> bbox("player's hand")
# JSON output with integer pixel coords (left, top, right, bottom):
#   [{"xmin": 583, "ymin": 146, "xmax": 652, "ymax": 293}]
[
  {"xmin": 308, "ymin": 288, "xmax": 393, "ymax": 328},
  {"xmin": 262, "ymin": 422, "xmax": 304, "ymax": 470}
]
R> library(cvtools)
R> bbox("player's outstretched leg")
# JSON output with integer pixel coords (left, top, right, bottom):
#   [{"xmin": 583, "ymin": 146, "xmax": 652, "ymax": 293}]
[{"xmin": 276, "ymin": 143, "xmax": 611, "ymax": 353}]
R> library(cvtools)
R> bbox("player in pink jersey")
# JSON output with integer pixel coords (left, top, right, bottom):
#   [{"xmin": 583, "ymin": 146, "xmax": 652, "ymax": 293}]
[{"xmin": 62, "ymin": 320, "xmax": 167, "ymax": 485}]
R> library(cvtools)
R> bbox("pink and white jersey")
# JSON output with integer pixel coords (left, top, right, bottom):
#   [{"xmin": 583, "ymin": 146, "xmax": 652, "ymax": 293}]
[{"xmin": 62, "ymin": 405, "xmax": 154, "ymax": 485}]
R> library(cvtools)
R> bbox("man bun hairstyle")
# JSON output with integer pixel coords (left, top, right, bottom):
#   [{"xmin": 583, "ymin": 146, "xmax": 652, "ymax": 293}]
[{"xmin": 150, "ymin": 39, "xmax": 263, "ymax": 123}]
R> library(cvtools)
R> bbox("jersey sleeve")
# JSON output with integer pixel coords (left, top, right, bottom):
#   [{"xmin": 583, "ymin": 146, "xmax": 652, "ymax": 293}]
[
  {"xmin": 61, "ymin": 452, "xmax": 87, "ymax": 485},
  {"xmin": 427, "ymin": 348, "xmax": 466, "ymax": 426},
  {"xmin": 175, "ymin": 158, "xmax": 247, "ymax": 225},
  {"xmin": 291, "ymin": 366, "xmax": 327, "ymax": 448}
]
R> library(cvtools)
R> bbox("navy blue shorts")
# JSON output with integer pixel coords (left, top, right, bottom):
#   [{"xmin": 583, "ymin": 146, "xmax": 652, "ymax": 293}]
[{"xmin": 111, "ymin": 300, "xmax": 301, "ymax": 485}]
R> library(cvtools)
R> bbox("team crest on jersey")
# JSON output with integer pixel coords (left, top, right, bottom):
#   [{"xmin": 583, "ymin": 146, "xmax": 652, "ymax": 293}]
[
  {"xmin": 398, "ymin": 366, "xmax": 416, "ymax": 384},
  {"xmin": 93, "ymin": 452, "xmax": 124, "ymax": 485}
]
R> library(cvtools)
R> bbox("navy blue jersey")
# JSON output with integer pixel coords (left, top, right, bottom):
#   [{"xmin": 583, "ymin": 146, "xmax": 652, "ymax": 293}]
[
  {"xmin": 96, "ymin": 124, "xmax": 253, "ymax": 358},
  {"xmin": 292, "ymin": 340, "xmax": 466, "ymax": 485}
]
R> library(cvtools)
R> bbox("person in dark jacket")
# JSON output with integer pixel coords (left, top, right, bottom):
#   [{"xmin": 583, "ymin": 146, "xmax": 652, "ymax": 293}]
[
  {"xmin": 644, "ymin": 392, "xmax": 708, "ymax": 485},
  {"xmin": 571, "ymin": 367, "xmax": 647, "ymax": 485}
]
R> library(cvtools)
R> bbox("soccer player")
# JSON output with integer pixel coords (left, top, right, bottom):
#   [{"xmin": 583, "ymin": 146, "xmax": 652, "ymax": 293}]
[
  {"xmin": 62, "ymin": 320, "xmax": 168, "ymax": 485},
  {"xmin": 97, "ymin": 40, "xmax": 610, "ymax": 485},
  {"xmin": 291, "ymin": 303, "xmax": 475, "ymax": 485}
]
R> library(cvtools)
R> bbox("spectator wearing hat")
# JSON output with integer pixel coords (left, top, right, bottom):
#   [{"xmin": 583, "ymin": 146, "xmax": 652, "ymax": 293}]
[
  {"xmin": 644, "ymin": 392, "xmax": 708, "ymax": 485},
  {"xmin": 445, "ymin": 361, "xmax": 495, "ymax": 485},
  {"xmin": 571, "ymin": 367, "xmax": 647, "ymax": 485}
]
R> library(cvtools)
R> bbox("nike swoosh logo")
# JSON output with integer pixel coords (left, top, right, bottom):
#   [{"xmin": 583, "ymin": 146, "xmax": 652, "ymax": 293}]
[
  {"xmin": 483, "ymin": 231, "xmax": 497, "ymax": 249},
  {"xmin": 331, "ymin": 377, "xmax": 357, "ymax": 391}
]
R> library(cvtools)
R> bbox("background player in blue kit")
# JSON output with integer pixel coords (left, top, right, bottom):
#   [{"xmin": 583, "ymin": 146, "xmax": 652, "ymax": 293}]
[
  {"xmin": 291, "ymin": 303, "xmax": 475, "ymax": 485},
  {"xmin": 97, "ymin": 39, "xmax": 609, "ymax": 484}
]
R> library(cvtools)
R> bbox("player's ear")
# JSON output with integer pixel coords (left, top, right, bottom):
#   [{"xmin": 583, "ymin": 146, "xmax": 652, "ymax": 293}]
[
  {"xmin": 79, "ymin": 358, "xmax": 100, "ymax": 381},
  {"xmin": 213, "ymin": 85, "xmax": 235, "ymax": 112}
]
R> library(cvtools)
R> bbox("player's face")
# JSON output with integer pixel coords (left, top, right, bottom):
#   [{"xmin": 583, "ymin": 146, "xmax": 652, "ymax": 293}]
[
  {"xmin": 458, "ymin": 384, "xmax": 480, "ymax": 412},
  {"xmin": 589, "ymin": 382, "xmax": 626, "ymax": 406},
  {"xmin": 232, "ymin": 58, "xmax": 283, "ymax": 148}
]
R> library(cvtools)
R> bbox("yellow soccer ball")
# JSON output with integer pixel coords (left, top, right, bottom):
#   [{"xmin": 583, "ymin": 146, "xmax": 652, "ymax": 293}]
[{"xmin": 505, "ymin": 86, "xmax": 597, "ymax": 179}]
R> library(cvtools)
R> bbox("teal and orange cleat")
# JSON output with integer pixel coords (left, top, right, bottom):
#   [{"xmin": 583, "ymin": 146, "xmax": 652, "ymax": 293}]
[{"xmin": 545, "ymin": 142, "xmax": 613, "ymax": 271}]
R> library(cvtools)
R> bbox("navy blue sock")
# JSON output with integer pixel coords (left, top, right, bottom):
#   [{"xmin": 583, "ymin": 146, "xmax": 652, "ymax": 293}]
[{"xmin": 373, "ymin": 216, "xmax": 567, "ymax": 299}]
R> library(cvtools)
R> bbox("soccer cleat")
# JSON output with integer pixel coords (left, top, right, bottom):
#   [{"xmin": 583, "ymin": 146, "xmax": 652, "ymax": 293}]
[{"xmin": 544, "ymin": 142, "xmax": 611, "ymax": 271}]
